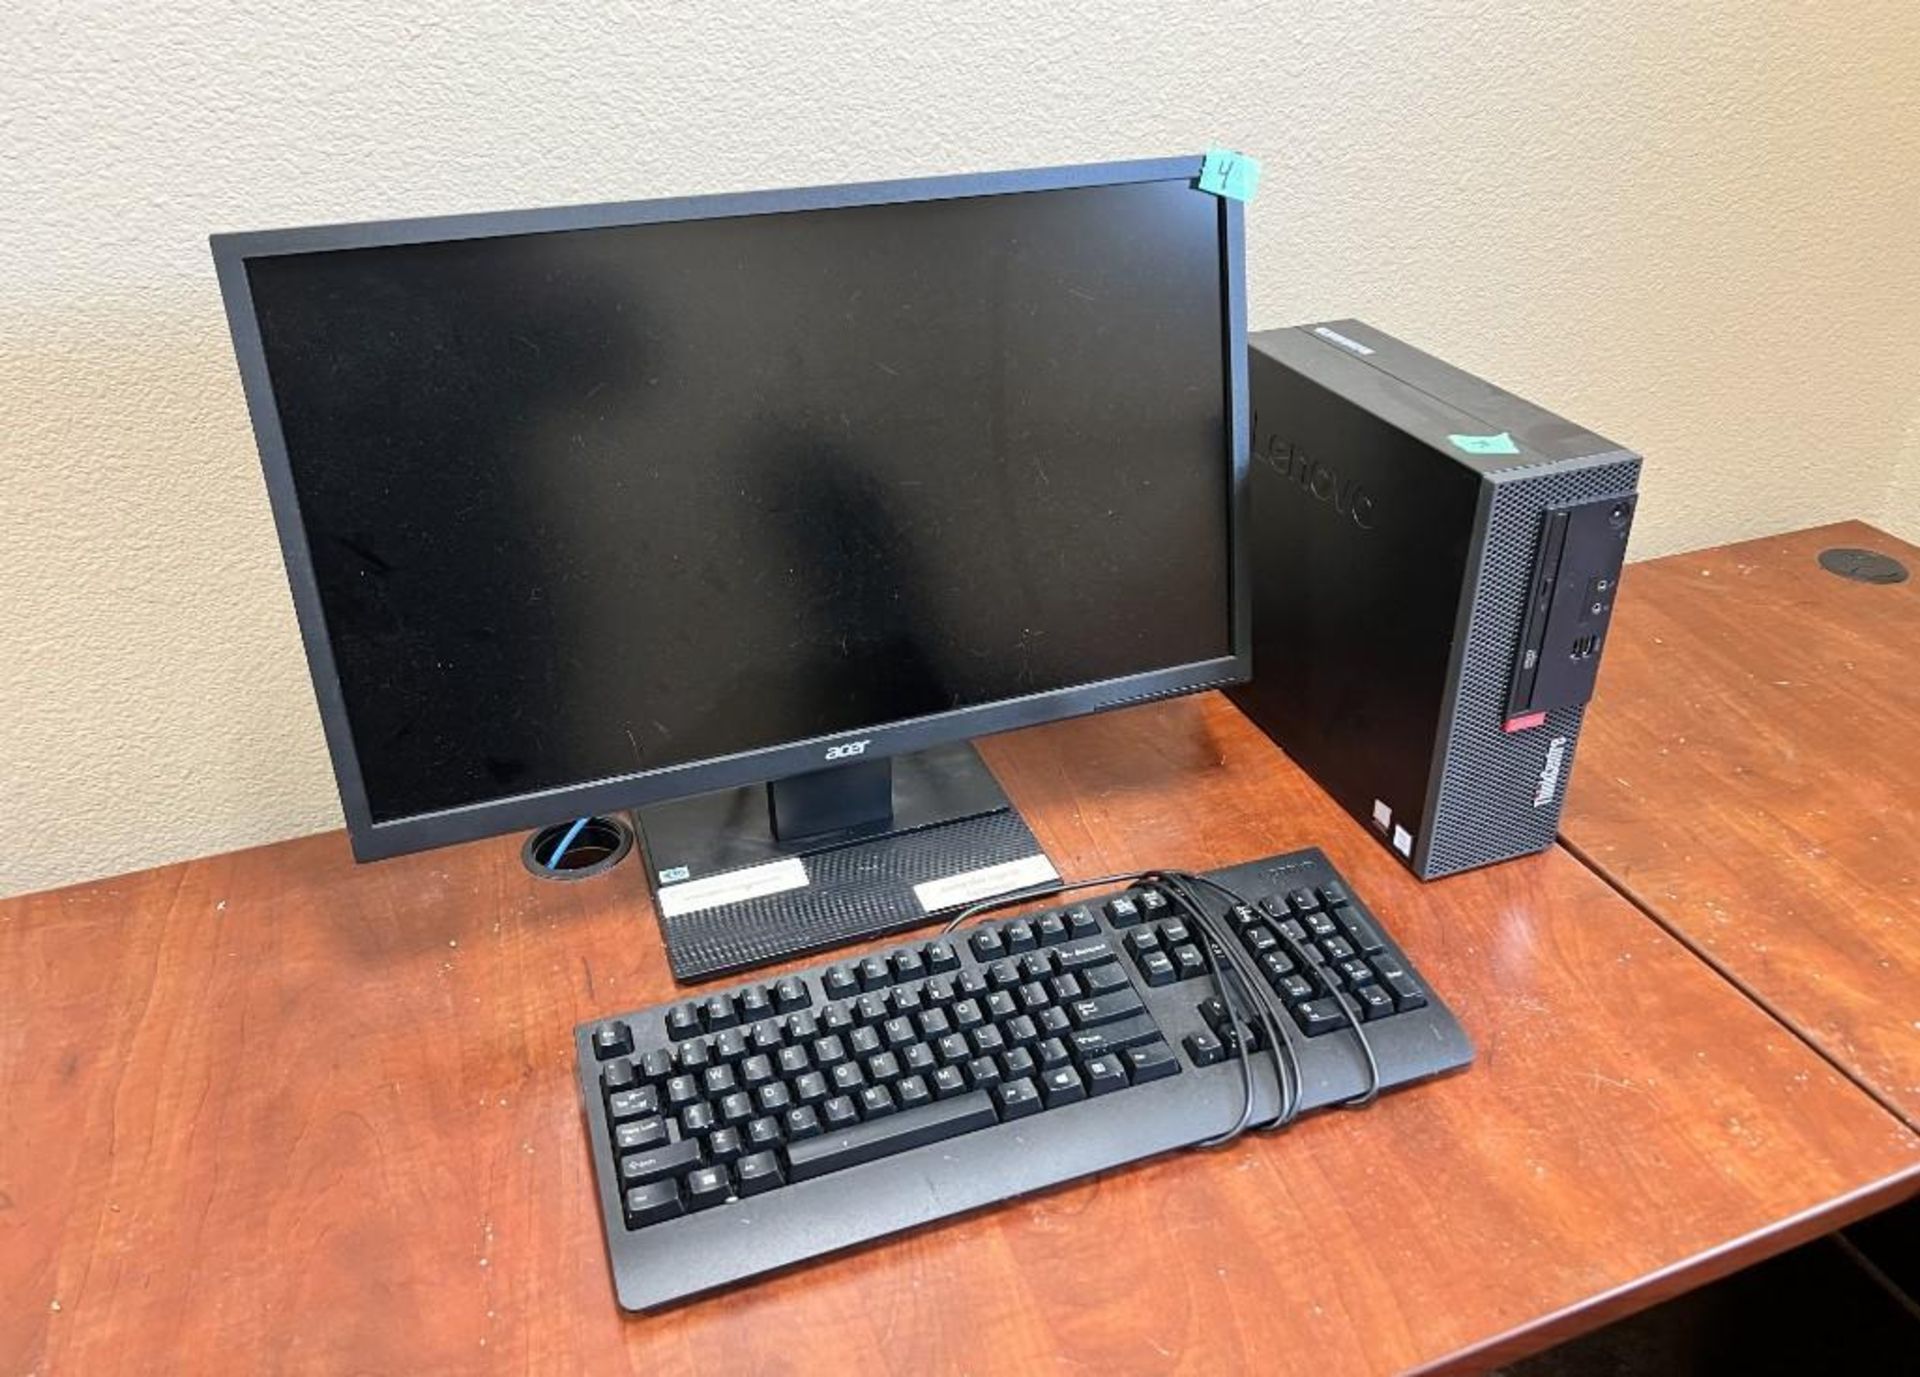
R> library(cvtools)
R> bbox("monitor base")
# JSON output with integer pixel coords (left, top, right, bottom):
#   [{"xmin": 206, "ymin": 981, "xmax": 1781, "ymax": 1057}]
[{"xmin": 633, "ymin": 742, "xmax": 1059, "ymax": 982}]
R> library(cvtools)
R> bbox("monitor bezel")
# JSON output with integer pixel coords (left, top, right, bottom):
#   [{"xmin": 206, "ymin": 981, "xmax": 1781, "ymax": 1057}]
[{"xmin": 211, "ymin": 155, "xmax": 1252, "ymax": 862}]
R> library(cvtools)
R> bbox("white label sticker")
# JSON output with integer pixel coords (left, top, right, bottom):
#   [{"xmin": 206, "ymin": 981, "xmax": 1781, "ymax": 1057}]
[
  {"xmin": 1371, "ymin": 799, "xmax": 1392, "ymax": 832},
  {"xmin": 912, "ymin": 854, "xmax": 1060, "ymax": 914},
  {"xmin": 1392, "ymin": 825, "xmax": 1414, "ymax": 857},
  {"xmin": 657, "ymin": 857, "xmax": 809, "ymax": 918},
  {"xmin": 1313, "ymin": 325, "xmax": 1375, "ymax": 356}
]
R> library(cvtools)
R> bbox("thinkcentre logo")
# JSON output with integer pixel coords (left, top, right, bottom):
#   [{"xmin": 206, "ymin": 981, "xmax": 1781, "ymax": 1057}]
[
  {"xmin": 1534, "ymin": 735, "xmax": 1568, "ymax": 806},
  {"xmin": 1255, "ymin": 421, "xmax": 1375, "ymax": 531},
  {"xmin": 824, "ymin": 739, "xmax": 871, "ymax": 761}
]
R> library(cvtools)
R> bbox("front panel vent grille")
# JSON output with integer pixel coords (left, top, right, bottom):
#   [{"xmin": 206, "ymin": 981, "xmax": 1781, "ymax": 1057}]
[{"xmin": 1421, "ymin": 456, "xmax": 1640, "ymax": 877}]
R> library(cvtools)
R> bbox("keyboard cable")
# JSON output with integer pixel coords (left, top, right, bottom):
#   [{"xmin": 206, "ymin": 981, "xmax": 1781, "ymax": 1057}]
[
  {"xmin": 938, "ymin": 869, "xmax": 1268, "ymax": 1146},
  {"xmin": 1170, "ymin": 868, "xmax": 1384, "ymax": 1110},
  {"xmin": 1156, "ymin": 870, "xmax": 1303, "ymax": 1129}
]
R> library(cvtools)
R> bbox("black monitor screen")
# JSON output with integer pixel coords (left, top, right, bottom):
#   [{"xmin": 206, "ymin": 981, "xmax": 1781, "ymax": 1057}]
[{"xmin": 245, "ymin": 177, "xmax": 1234, "ymax": 822}]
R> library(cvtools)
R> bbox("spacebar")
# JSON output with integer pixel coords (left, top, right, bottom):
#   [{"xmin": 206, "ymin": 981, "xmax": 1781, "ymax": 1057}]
[{"xmin": 785, "ymin": 1092, "xmax": 1000, "ymax": 1182}]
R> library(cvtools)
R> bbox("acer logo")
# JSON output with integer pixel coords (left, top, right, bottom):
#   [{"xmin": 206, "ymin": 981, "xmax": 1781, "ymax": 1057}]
[
  {"xmin": 1534, "ymin": 735, "xmax": 1568, "ymax": 806},
  {"xmin": 1255, "ymin": 421, "xmax": 1375, "ymax": 531},
  {"xmin": 824, "ymin": 740, "xmax": 871, "ymax": 761}
]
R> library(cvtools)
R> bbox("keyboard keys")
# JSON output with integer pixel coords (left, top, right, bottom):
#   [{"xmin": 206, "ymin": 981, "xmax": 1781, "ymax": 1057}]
[
  {"xmin": 1068, "ymin": 989, "xmax": 1146, "ymax": 1026},
  {"xmin": 1377, "ymin": 965, "xmax": 1428, "ymax": 1012},
  {"xmin": 1122, "ymin": 1042, "xmax": 1181, "ymax": 1083},
  {"xmin": 623, "ymin": 1181, "xmax": 683, "ymax": 1228},
  {"xmin": 581, "ymin": 851, "xmax": 1459, "ymax": 1307},
  {"xmin": 639, "ymin": 1047, "xmax": 673, "ymax": 1082},
  {"xmin": 686, "ymin": 1165, "xmax": 731, "ymax": 1210},
  {"xmin": 1333, "ymin": 904, "xmax": 1386, "ymax": 953},
  {"xmin": 788, "ymin": 1089, "xmax": 1000, "ymax": 1181},
  {"xmin": 1294, "ymin": 999, "xmax": 1345, "ymax": 1036},
  {"xmin": 1137, "ymin": 951, "xmax": 1177, "ymax": 986},
  {"xmin": 592, "ymin": 1020, "xmax": 634, "ymax": 1060},
  {"xmin": 994, "ymin": 1078, "xmax": 1042, "ymax": 1119},
  {"xmin": 1083, "ymin": 1053, "xmax": 1128, "ymax": 1095},
  {"xmin": 736, "ymin": 1150, "xmax": 784, "ymax": 1195},
  {"xmin": 1055, "ymin": 938, "xmax": 1115, "ymax": 972},
  {"xmin": 1039, "ymin": 1065, "xmax": 1087, "ymax": 1107},
  {"xmin": 701, "ymin": 1064, "xmax": 736, "ymax": 1097},
  {"xmin": 609, "ymin": 1088, "xmax": 659, "ymax": 1123},
  {"xmin": 932, "ymin": 1065, "xmax": 968, "ymax": 1098},
  {"xmin": 785, "ymin": 1105, "xmax": 823, "ymax": 1139},
  {"xmin": 1352, "ymin": 984, "xmax": 1395, "ymax": 1020},
  {"xmin": 1331, "ymin": 957, "xmax": 1372, "ymax": 989},
  {"xmin": 619, "ymin": 1139, "xmax": 702, "ymax": 1187},
  {"xmin": 746, "ymin": 1117, "xmax": 783, "ymax": 1151},
  {"xmin": 601, "ymin": 1057, "xmax": 638, "ymax": 1095},
  {"xmin": 1183, "ymin": 1030, "xmax": 1227, "ymax": 1066},
  {"xmin": 681, "ymin": 1102, "xmax": 717, "ymax": 1137},
  {"xmin": 702, "ymin": 994, "xmax": 738, "ymax": 1029},
  {"xmin": 614, "ymin": 1117, "xmax": 671, "ymax": 1155},
  {"xmin": 1066, "ymin": 1014, "xmax": 1163, "ymax": 1059}
]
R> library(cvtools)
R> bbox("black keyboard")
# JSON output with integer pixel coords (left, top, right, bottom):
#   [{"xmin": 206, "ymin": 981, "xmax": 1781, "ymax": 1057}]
[{"xmin": 575, "ymin": 847, "xmax": 1472, "ymax": 1310}]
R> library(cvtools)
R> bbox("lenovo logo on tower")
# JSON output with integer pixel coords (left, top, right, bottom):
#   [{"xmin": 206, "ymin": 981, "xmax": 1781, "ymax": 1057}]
[{"xmin": 1255, "ymin": 422, "xmax": 1376, "ymax": 531}]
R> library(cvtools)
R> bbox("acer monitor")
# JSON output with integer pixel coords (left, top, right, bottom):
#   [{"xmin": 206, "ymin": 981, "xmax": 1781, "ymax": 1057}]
[{"xmin": 212, "ymin": 155, "xmax": 1250, "ymax": 979}]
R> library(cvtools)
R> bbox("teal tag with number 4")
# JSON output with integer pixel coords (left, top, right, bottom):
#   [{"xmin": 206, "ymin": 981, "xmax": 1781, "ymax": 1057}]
[
  {"xmin": 1448, "ymin": 431, "xmax": 1520, "ymax": 456},
  {"xmin": 1197, "ymin": 149, "xmax": 1260, "ymax": 203}
]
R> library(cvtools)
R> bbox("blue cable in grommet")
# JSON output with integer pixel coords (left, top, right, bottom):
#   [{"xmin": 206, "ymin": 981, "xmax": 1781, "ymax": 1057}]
[{"xmin": 548, "ymin": 816, "xmax": 591, "ymax": 870}]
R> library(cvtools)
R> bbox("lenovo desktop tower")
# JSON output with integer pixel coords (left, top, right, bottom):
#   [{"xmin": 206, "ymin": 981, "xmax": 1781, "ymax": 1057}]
[{"xmin": 1230, "ymin": 320, "xmax": 1641, "ymax": 879}]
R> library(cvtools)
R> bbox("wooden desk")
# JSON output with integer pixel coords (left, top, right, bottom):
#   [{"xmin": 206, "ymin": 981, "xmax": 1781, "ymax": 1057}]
[
  {"xmin": 4, "ymin": 694, "xmax": 1915, "ymax": 1375},
  {"xmin": 1564, "ymin": 520, "xmax": 1920, "ymax": 1131}
]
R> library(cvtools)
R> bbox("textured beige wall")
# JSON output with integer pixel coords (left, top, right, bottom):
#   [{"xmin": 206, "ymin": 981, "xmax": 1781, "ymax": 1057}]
[
  {"xmin": 3, "ymin": 3, "xmax": 1918, "ymax": 897},
  {"xmin": 1885, "ymin": 411, "xmax": 1920, "ymax": 541}
]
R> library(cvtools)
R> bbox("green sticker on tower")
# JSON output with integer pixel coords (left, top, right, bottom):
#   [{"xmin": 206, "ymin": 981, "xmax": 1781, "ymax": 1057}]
[
  {"xmin": 1448, "ymin": 431, "xmax": 1520, "ymax": 456},
  {"xmin": 1197, "ymin": 149, "xmax": 1260, "ymax": 203}
]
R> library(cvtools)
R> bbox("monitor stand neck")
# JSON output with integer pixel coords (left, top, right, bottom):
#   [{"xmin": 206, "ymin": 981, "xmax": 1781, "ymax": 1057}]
[
  {"xmin": 634, "ymin": 742, "xmax": 1013, "ymax": 881},
  {"xmin": 766, "ymin": 756, "xmax": 896, "ymax": 846}
]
